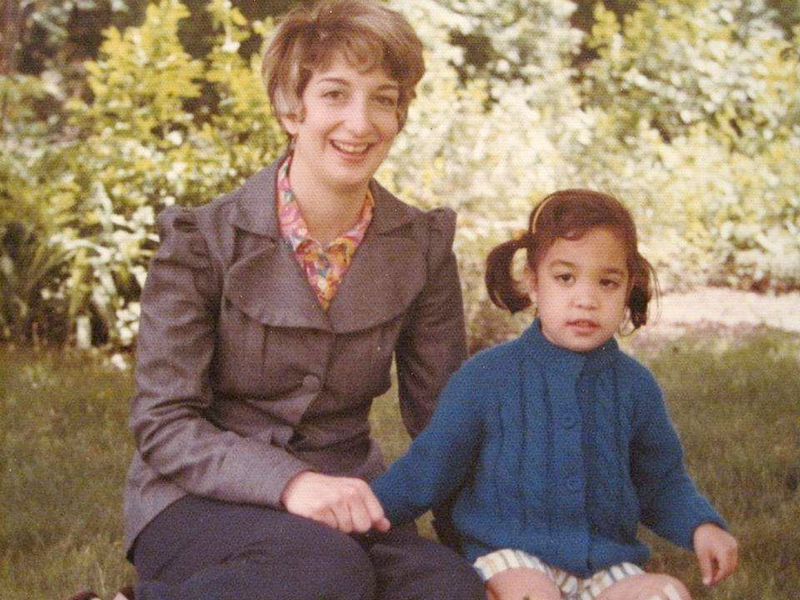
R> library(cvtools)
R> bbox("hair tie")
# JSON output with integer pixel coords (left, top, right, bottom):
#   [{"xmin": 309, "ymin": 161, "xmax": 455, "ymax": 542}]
[{"xmin": 513, "ymin": 229, "xmax": 529, "ymax": 242}]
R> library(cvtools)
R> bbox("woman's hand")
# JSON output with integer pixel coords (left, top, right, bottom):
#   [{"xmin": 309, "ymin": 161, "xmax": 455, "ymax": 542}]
[
  {"xmin": 280, "ymin": 471, "xmax": 391, "ymax": 534},
  {"xmin": 693, "ymin": 523, "xmax": 738, "ymax": 585}
]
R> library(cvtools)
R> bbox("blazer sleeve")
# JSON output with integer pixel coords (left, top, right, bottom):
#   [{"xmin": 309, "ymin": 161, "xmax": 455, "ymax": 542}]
[
  {"xmin": 630, "ymin": 368, "xmax": 728, "ymax": 549},
  {"xmin": 130, "ymin": 207, "xmax": 309, "ymax": 508},
  {"xmin": 394, "ymin": 208, "xmax": 468, "ymax": 438}
]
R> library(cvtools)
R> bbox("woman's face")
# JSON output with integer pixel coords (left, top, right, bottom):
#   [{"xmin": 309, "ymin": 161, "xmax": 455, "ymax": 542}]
[{"xmin": 282, "ymin": 53, "xmax": 400, "ymax": 195}]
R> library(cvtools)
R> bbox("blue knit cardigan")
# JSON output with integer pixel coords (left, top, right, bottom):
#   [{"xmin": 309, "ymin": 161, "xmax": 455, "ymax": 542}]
[{"xmin": 372, "ymin": 321, "xmax": 726, "ymax": 577}]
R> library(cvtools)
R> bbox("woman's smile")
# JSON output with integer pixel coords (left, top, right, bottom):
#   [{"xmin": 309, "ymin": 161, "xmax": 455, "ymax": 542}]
[{"xmin": 330, "ymin": 140, "xmax": 372, "ymax": 155}]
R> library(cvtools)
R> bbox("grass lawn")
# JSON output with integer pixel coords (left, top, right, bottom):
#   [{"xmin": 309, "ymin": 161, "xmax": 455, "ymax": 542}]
[{"xmin": 2, "ymin": 329, "xmax": 799, "ymax": 599}]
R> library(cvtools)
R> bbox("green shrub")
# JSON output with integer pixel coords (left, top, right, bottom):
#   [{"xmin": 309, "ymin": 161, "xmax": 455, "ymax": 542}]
[
  {"xmin": 1, "ymin": 0, "xmax": 799, "ymax": 349},
  {"xmin": 0, "ymin": 0, "xmax": 284, "ymax": 347}
]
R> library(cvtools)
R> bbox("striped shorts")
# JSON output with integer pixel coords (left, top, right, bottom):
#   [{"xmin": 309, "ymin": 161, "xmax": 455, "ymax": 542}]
[{"xmin": 473, "ymin": 548, "xmax": 644, "ymax": 600}]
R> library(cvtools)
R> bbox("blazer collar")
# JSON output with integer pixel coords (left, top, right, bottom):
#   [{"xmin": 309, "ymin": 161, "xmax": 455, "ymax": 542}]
[
  {"xmin": 228, "ymin": 154, "xmax": 416, "ymax": 239},
  {"xmin": 224, "ymin": 156, "xmax": 426, "ymax": 333}
]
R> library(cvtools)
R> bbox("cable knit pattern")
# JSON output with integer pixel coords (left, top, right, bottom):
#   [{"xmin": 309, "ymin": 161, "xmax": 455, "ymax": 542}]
[{"xmin": 372, "ymin": 321, "xmax": 727, "ymax": 577}]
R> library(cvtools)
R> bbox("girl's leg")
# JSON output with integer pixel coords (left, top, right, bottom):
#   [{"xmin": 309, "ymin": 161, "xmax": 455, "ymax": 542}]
[
  {"xmin": 484, "ymin": 568, "xmax": 561, "ymax": 600},
  {"xmin": 595, "ymin": 574, "xmax": 691, "ymax": 600},
  {"xmin": 132, "ymin": 495, "xmax": 376, "ymax": 600}
]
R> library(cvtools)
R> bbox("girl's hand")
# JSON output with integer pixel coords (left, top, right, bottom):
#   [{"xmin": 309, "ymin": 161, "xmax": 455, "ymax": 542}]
[
  {"xmin": 693, "ymin": 523, "xmax": 739, "ymax": 585},
  {"xmin": 280, "ymin": 471, "xmax": 391, "ymax": 534}
]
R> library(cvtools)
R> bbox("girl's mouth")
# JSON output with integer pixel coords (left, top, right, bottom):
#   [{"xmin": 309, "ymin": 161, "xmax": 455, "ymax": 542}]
[{"xmin": 568, "ymin": 319, "xmax": 599, "ymax": 332}]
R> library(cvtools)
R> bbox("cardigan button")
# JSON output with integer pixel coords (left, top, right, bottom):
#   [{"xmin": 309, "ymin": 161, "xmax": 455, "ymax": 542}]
[
  {"xmin": 561, "ymin": 411, "xmax": 578, "ymax": 428},
  {"xmin": 302, "ymin": 374, "xmax": 321, "ymax": 391}
]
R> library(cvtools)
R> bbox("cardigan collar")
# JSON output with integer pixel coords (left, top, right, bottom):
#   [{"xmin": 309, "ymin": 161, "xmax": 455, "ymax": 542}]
[
  {"xmin": 521, "ymin": 319, "xmax": 620, "ymax": 375},
  {"xmin": 228, "ymin": 153, "xmax": 417, "ymax": 239}
]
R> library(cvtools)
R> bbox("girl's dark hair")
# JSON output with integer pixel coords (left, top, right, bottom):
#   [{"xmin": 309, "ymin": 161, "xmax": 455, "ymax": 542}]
[{"xmin": 485, "ymin": 189, "xmax": 658, "ymax": 330}]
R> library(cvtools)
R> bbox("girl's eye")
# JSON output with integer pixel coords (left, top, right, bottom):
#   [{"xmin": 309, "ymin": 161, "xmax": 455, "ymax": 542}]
[
  {"xmin": 601, "ymin": 279, "xmax": 621, "ymax": 289},
  {"xmin": 556, "ymin": 273, "xmax": 574, "ymax": 284}
]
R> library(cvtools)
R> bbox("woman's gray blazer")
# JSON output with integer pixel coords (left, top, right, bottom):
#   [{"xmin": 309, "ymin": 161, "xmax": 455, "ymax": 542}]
[{"xmin": 123, "ymin": 157, "xmax": 468, "ymax": 553}]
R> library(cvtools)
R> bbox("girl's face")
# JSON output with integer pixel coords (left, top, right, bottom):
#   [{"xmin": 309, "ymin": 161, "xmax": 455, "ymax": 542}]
[
  {"xmin": 525, "ymin": 227, "xmax": 629, "ymax": 353},
  {"xmin": 281, "ymin": 53, "xmax": 400, "ymax": 195}
]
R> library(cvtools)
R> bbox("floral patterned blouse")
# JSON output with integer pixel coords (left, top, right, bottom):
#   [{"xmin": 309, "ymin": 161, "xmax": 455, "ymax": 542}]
[{"xmin": 276, "ymin": 154, "xmax": 374, "ymax": 311}]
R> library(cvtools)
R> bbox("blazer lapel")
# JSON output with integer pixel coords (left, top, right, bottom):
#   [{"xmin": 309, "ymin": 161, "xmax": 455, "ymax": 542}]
[
  {"xmin": 224, "ymin": 240, "xmax": 331, "ymax": 331},
  {"xmin": 328, "ymin": 182, "xmax": 426, "ymax": 333},
  {"xmin": 224, "ymin": 158, "xmax": 331, "ymax": 331},
  {"xmin": 223, "ymin": 164, "xmax": 427, "ymax": 334}
]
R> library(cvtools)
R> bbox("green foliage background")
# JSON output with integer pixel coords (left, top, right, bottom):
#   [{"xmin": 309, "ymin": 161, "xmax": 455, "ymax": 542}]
[{"xmin": 1, "ymin": 0, "xmax": 799, "ymax": 349}]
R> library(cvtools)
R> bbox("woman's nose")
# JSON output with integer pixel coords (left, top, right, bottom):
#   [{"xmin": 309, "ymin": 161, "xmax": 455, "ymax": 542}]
[{"xmin": 343, "ymin": 98, "xmax": 373, "ymax": 136}]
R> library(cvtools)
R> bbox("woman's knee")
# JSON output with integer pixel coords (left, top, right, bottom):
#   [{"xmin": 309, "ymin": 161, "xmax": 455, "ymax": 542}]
[
  {"xmin": 229, "ymin": 517, "xmax": 376, "ymax": 599},
  {"xmin": 280, "ymin": 522, "xmax": 377, "ymax": 599},
  {"xmin": 318, "ymin": 532, "xmax": 376, "ymax": 595},
  {"xmin": 368, "ymin": 530, "xmax": 484, "ymax": 600}
]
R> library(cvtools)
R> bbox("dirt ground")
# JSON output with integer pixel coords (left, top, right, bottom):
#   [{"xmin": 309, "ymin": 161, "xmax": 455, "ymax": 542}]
[{"xmin": 637, "ymin": 286, "xmax": 800, "ymax": 339}]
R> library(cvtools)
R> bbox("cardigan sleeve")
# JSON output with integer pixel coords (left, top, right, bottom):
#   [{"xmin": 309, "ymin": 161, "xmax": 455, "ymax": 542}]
[
  {"xmin": 629, "ymin": 368, "xmax": 727, "ymax": 549},
  {"xmin": 130, "ymin": 207, "xmax": 309, "ymax": 508},
  {"xmin": 394, "ymin": 207, "xmax": 468, "ymax": 438},
  {"xmin": 371, "ymin": 364, "xmax": 484, "ymax": 527}
]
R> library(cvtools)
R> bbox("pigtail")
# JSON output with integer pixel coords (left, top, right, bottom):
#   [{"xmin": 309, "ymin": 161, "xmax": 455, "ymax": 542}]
[
  {"xmin": 485, "ymin": 236, "xmax": 532, "ymax": 314},
  {"xmin": 627, "ymin": 253, "xmax": 659, "ymax": 330}
]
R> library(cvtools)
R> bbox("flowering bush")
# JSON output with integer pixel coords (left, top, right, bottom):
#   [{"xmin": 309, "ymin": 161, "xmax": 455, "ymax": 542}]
[
  {"xmin": 1, "ymin": 0, "xmax": 797, "ymax": 350},
  {"xmin": 1, "ymin": 0, "xmax": 283, "ymax": 346}
]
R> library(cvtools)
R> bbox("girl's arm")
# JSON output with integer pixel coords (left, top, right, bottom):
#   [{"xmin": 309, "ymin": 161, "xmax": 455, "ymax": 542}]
[
  {"xmin": 629, "ymin": 369, "xmax": 728, "ymax": 550},
  {"xmin": 371, "ymin": 364, "xmax": 484, "ymax": 527}
]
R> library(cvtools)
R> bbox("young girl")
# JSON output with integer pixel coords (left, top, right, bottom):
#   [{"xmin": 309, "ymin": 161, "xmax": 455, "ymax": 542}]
[{"xmin": 371, "ymin": 190, "xmax": 738, "ymax": 600}]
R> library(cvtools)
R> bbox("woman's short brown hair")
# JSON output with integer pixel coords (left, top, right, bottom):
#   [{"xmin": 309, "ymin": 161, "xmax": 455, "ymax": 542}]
[{"xmin": 262, "ymin": 0, "xmax": 425, "ymax": 132}]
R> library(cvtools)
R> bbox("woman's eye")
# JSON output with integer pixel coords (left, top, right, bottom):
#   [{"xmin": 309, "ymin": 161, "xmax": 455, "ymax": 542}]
[
  {"xmin": 375, "ymin": 95, "xmax": 398, "ymax": 108},
  {"xmin": 323, "ymin": 90, "xmax": 345, "ymax": 101}
]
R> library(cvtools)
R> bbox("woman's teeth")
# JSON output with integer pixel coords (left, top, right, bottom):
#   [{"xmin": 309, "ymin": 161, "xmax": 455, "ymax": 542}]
[{"xmin": 332, "ymin": 141, "xmax": 370, "ymax": 154}]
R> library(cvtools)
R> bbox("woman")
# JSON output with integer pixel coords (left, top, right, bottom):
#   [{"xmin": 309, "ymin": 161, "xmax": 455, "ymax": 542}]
[{"xmin": 107, "ymin": 1, "xmax": 484, "ymax": 599}]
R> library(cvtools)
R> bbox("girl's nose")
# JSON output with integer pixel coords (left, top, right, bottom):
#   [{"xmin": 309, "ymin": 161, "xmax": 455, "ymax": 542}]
[{"xmin": 573, "ymin": 284, "xmax": 599, "ymax": 309}]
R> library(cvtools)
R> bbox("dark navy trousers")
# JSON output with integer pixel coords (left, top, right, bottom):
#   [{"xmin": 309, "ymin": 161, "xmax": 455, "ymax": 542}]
[{"xmin": 132, "ymin": 495, "xmax": 485, "ymax": 600}]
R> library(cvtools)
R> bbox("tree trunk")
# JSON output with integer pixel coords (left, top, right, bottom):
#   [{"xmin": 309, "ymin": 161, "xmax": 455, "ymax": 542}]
[{"xmin": 0, "ymin": 0, "xmax": 21, "ymax": 76}]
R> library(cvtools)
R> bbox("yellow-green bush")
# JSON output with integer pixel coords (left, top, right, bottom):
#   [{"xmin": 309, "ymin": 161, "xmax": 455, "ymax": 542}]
[
  {"xmin": 1, "ymin": 0, "xmax": 283, "ymax": 346},
  {"xmin": 1, "ymin": 0, "xmax": 798, "ymax": 350}
]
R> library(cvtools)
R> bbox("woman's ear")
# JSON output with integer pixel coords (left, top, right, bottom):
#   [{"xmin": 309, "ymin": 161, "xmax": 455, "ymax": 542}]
[
  {"xmin": 281, "ymin": 113, "xmax": 300, "ymax": 136},
  {"xmin": 280, "ymin": 102, "xmax": 305, "ymax": 136}
]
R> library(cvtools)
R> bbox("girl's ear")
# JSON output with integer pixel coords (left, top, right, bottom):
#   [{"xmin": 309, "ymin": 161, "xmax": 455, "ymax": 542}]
[{"xmin": 522, "ymin": 266, "xmax": 537, "ymax": 304}]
